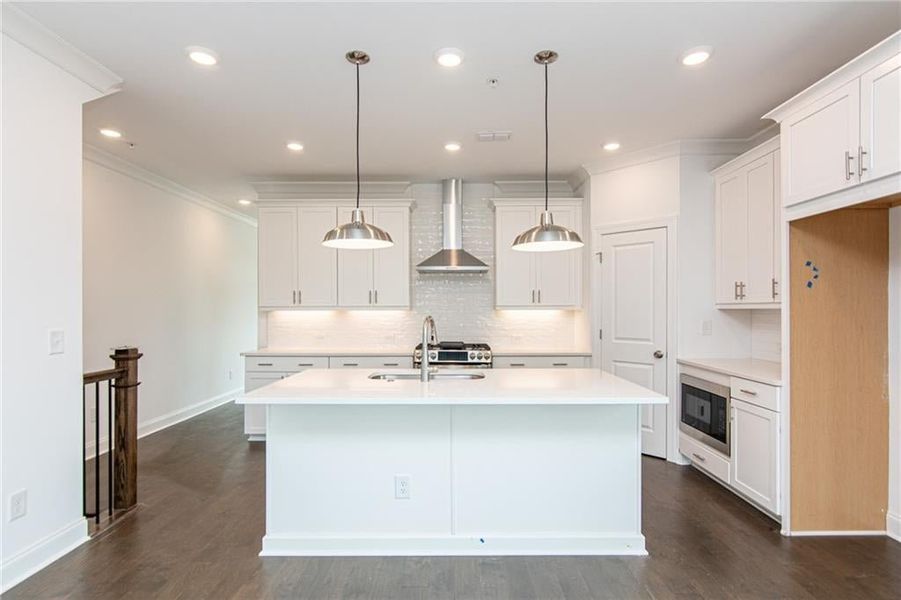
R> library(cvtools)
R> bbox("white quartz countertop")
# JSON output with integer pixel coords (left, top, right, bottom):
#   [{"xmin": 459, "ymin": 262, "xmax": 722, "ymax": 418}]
[
  {"xmin": 677, "ymin": 357, "xmax": 782, "ymax": 386},
  {"xmin": 242, "ymin": 348, "xmax": 592, "ymax": 357},
  {"xmin": 238, "ymin": 368, "xmax": 667, "ymax": 406}
]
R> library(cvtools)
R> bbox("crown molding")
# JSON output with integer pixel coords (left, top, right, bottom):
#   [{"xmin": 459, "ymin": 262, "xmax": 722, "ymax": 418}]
[
  {"xmin": 251, "ymin": 180, "xmax": 413, "ymax": 200},
  {"xmin": 84, "ymin": 145, "xmax": 257, "ymax": 227},
  {"xmin": 1, "ymin": 4, "xmax": 122, "ymax": 95},
  {"xmin": 493, "ymin": 180, "xmax": 575, "ymax": 197},
  {"xmin": 580, "ymin": 133, "xmax": 775, "ymax": 176},
  {"xmin": 710, "ymin": 135, "xmax": 780, "ymax": 177},
  {"xmin": 764, "ymin": 30, "xmax": 900, "ymax": 123}
]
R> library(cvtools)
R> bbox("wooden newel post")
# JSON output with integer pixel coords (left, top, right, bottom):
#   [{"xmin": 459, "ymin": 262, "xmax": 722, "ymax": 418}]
[{"xmin": 112, "ymin": 347, "xmax": 142, "ymax": 510}]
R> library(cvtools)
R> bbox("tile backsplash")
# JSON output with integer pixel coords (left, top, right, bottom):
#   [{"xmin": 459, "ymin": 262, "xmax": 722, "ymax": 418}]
[
  {"xmin": 263, "ymin": 182, "xmax": 590, "ymax": 353},
  {"xmin": 750, "ymin": 309, "xmax": 781, "ymax": 362}
]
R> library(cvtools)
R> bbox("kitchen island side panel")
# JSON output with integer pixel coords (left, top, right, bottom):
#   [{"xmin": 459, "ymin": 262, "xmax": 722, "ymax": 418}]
[{"xmin": 264, "ymin": 404, "xmax": 643, "ymax": 555}]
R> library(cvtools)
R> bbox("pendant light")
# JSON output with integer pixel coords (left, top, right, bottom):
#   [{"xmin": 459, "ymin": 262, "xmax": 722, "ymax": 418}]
[
  {"xmin": 322, "ymin": 51, "xmax": 394, "ymax": 250},
  {"xmin": 512, "ymin": 50, "xmax": 584, "ymax": 253}
]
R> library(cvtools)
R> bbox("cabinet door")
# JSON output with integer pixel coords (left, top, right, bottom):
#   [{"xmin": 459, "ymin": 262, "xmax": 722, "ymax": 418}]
[
  {"xmin": 258, "ymin": 207, "xmax": 298, "ymax": 308},
  {"xmin": 860, "ymin": 53, "xmax": 901, "ymax": 182},
  {"xmin": 745, "ymin": 155, "xmax": 776, "ymax": 304},
  {"xmin": 495, "ymin": 206, "xmax": 537, "ymax": 307},
  {"xmin": 371, "ymin": 206, "xmax": 410, "ymax": 307},
  {"xmin": 730, "ymin": 399, "xmax": 779, "ymax": 514},
  {"xmin": 781, "ymin": 79, "xmax": 860, "ymax": 206},
  {"xmin": 716, "ymin": 172, "xmax": 748, "ymax": 304},
  {"xmin": 772, "ymin": 150, "xmax": 782, "ymax": 302},
  {"xmin": 535, "ymin": 205, "xmax": 582, "ymax": 307},
  {"xmin": 296, "ymin": 207, "xmax": 338, "ymax": 307},
  {"xmin": 336, "ymin": 207, "xmax": 374, "ymax": 307}
]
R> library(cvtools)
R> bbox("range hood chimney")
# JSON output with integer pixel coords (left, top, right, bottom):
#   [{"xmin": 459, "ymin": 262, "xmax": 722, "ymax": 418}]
[{"xmin": 416, "ymin": 178, "xmax": 489, "ymax": 273}]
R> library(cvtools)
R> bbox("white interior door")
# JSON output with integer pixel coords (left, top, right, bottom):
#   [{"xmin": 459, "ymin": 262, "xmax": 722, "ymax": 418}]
[{"xmin": 601, "ymin": 227, "xmax": 668, "ymax": 458}]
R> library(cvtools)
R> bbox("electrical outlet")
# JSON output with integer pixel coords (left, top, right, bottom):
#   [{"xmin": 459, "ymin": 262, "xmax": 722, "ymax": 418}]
[
  {"xmin": 9, "ymin": 490, "xmax": 27, "ymax": 521},
  {"xmin": 701, "ymin": 320, "xmax": 713, "ymax": 336},
  {"xmin": 394, "ymin": 475, "xmax": 411, "ymax": 500},
  {"xmin": 48, "ymin": 329, "xmax": 65, "ymax": 355}
]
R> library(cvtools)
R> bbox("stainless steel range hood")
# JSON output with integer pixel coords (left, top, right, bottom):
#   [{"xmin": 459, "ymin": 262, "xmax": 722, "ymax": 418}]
[{"xmin": 416, "ymin": 178, "xmax": 489, "ymax": 273}]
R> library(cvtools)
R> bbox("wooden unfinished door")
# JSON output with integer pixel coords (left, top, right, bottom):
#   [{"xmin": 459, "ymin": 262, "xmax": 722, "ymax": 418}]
[{"xmin": 789, "ymin": 207, "xmax": 889, "ymax": 532}]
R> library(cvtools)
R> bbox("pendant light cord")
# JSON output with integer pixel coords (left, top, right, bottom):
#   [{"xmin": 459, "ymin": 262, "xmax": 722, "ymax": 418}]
[
  {"xmin": 544, "ymin": 62, "xmax": 549, "ymax": 212},
  {"xmin": 355, "ymin": 62, "xmax": 361, "ymax": 209}
]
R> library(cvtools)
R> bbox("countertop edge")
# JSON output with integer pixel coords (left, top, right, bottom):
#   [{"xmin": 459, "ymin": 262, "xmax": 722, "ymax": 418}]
[
  {"xmin": 676, "ymin": 358, "xmax": 782, "ymax": 386},
  {"xmin": 242, "ymin": 350, "xmax": 593, "ymax": 357}
]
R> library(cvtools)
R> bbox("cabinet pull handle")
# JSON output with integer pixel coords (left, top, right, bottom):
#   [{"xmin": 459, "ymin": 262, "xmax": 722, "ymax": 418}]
[
  {"xmin": 844, "ymin": 150, "xmax": 855, "ymax": 180},
  {"xmin": 383, "ymin": 362, "xmax": 399, "ymax": 367},
  {"xmin": 374, "ymin": 290, "xmax": 378, "ymax": 304},
  {"xmin": 298, "ymin": 290, "xmax": 302, "ymax": 304},
  {"xmin": 343, "ymin": 363, "xmax": 359, "ymax": 367},
  {"xmin": 691, "ymin": 452, "xmax": 707, "ymax": 463},
  {"xmin": 257, "ymin": 362, "xmax": 273, "ymax": 367},
  {"xmin": 859, "ymin": 146, "xmax": 868, "ymax": 179},
  {"xmin": 772, "ymin": 278, "xmax": 778, "ymax": 299},
  {"xmin": 552, "ymin": 362, "xmax": 568, "ymax": 367},
  {"xmin": 510, "ymin": 363, "xmax": 526, "ymax": 367},
  {"xmin": 538, "ymin": 289, "xmax": 541, "ymax": 303},
  {"xmin": 298, "ymin": 363, "xmax": 314, "ymax": 367},
  {"xmin": 740, "ymin": 282, "xmax": 746, "ymax": 300},
  {"xmin": 734, "ymin": 281, "xmax": 739, "ymax": 300},
  {"xmin": 531, "ymin": 290, "xmax": 536, "ymax": 303},
  {"xmin": 293, "ymin": 290, "xmax": 296, "ymax": 304},
  {"xmin": 739, "ymin": 388, "xmax": 757, "ymax": 396}
]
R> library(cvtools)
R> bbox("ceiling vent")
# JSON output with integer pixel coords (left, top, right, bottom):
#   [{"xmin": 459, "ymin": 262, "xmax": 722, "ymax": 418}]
[{"xmin": 476, "ymin": 130, "xmax": 512, "ymax": 142}]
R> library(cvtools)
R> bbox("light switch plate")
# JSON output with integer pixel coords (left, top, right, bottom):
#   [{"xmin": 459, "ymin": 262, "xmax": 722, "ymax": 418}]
[
  {"xmin": 701, "ymin": 320, "xmax": 713, "ymax": 336},
  {"xmin": 9, "ymin": 489, "xmax": 27, "ymax": 521},
  {"xmin": 49, "ymin": 330, "xmax": 65, "ymax": 355}
]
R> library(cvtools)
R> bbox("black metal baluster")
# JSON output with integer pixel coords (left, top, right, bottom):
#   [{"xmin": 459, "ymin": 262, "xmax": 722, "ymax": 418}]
[
  {"xmin": 108, "ymin": 381, "xmax": 113, "ymax": 518},
  {"xmin": 94, "ymin": 381, "xmax": 100, "ymax": 525}
]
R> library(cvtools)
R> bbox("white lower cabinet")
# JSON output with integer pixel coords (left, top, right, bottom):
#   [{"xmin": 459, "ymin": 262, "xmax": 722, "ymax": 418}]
[
  {"xmin": 493, "ymin": 355, "xmax": 590, "ymax": 368},
  {"xmin": 730, "ymin": 398, "xmax": 780, "ymax": 514},
  {"xmin": 244, "ymin": 356, "xmax": 329, "ymax": 439}
]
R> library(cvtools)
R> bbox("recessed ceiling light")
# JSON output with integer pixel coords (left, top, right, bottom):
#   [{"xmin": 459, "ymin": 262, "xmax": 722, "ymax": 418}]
[
  {"xmin": 99, "ymin": 128, "xmax": 122, "ymax": 139},
  {"xmin": 435, "ymin": 48, "xmax": 464, "ymax": 68},
  {"xmin": 603, "ymin": 142, "xmax": 620, "ymax": 151},
  {"xmin": 237, "ymin": 199, "xmax": 252, "ymax": 206},
  {"xmin": 286, "ymin": 141, "xmax": 304, "ymax": 152},
  {"xmin": 681, "ymin": 46, "xmax": 713, "ymax": 67},
  {"xmin": 444, "ymin": 142, "xmax": 462, "ymax": 152},
  {"xmin": 186, "ymin": 46, "xmax": 219, "ymax": 66}
]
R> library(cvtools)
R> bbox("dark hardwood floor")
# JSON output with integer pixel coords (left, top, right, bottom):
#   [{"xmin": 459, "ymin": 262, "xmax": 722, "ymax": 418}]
[{"xmin": 4, "ymin": 402, "xmax": 899, "ymax": 599}]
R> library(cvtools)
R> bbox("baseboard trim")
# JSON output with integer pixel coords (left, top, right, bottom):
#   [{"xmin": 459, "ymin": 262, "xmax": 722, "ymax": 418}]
[
  {"xmin": 787, "ymin": 530, "xmax": 887, "ymax": 537},
  {"xmin": 260, "ymin": 534, "xmax": 647, "ymax": 557},
  {"xmin": 887, "ymin": 512, "xmax": 901, "ymax": 542},
  {"xmin": 86, "ymin": 388, "xmax": 240, "ymax": 458},
  {"xmin": 0, "ymin": 518, "xmax": 89, "ymax": 594}
]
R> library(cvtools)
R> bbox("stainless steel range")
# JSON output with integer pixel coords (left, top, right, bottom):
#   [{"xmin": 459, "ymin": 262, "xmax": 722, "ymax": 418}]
[{"xmin": 413, "ymin": 341, "xmax": 492, "ymax": 368}]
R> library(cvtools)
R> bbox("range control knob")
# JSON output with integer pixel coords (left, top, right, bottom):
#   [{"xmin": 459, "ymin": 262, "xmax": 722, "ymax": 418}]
[
  {"xmin": 429, "ymin": 351, "xmax": 437, "ymax": 360},
  {"xmin": 469, "ymin": 352, "xmax": 476, "ymax": 359},
  {"xmin": 477, "ymin": 352, "xmax": 484, "ymax": 360}
]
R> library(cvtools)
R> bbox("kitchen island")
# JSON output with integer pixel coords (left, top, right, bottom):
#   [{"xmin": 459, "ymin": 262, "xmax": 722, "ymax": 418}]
[{"xmin": 239, "ymin": 368, "xmax": 666, "ymax": 556}]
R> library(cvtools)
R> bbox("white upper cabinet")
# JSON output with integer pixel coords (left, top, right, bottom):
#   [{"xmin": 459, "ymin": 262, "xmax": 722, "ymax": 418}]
[
  {"xmin": 493, "ymin": 199, "xmax": 583, "ymax": 309},
  {"xmin": 860, "ymin": 53, "xmax": 901, "ymax": 182},
  {"xmin": 259, "ymin": 201, "xmax": 410, "ymax": 310},
  {"xmin": 713, "ymin": 139, "xmax": 780, "ymax": 308},
  {"xmin": 297, "ymin": 206, "xmax": 338, "ymax": 307},
  {"xmin": 259, "ymin": 207, "xmax": 299, "ymax": 309},
  {"xmin": 765, "ymin": 33, "xmax": 900, "ymax": 208},
  {"xmin": 780, "ymin": 80, "xmax": 860, "ymax": 206}
]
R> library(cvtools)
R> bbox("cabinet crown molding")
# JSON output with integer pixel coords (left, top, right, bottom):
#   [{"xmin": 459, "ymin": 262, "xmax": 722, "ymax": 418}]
[
  {"xmin": 489, "ymin": 197, "xmax": 583, "ymax": 210},
  {"xmin": 711, "ymin": 136, "xmax": 780, "ymax": 177},
  {"xmin": 251, "ymin": 180, "xmax": 413, "ymax": 199},
  {"xmin": 256, "ymin": 198, "xmax": 415, "ymax": 210},
  {"xmin": 763, "ymin": 30, "xmax": 900, "ymax": 123}
]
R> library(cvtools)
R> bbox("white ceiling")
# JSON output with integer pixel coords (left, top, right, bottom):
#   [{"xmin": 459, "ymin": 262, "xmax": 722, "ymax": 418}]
[{"xmin": 17, "ymin": 1, "xmax": 901, "ymax": 215}]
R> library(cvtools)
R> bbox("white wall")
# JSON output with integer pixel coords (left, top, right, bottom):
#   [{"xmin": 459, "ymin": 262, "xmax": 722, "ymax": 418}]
[
  {"xmin": 0, "ymin": 35, "xmax": 102, "ymax": 591},
  {"xmin": 82, "ymin": 156, "xmax": 257, "ymax": 445},
  {"xmin": 264, "ymin": 182, "xmax": 589, "ymax": 353},
  {"xmin": 888, "ymin": 205, "xmax": 900, "ymax": 542}
]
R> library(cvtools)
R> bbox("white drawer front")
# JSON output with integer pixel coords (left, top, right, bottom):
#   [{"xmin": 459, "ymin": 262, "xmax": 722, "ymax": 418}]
[
  {"xmin": 245, "ymin": 355, "xmax": 329, "ymax": 372},
  {"xmin": 328, "ymin": 356, "xmax": 412, "ymax": 369},
  {"xmin": 494, "ymin": 356, "xmax": 588, "ymax": 368},
  {"xmin": 680, "ymin": 433, "xmax": 730, "ymax": 485},
  {"xmin": 730, "ymin": 377, "xmax": 780, "ymax": 412}
]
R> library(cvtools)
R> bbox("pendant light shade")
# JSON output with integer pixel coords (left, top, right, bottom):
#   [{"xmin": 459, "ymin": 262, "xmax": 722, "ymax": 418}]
[
  {"xmin": 322, "ymin": 51, "xmax": 393, "ymax": 250},
  {"xmin": 512, "ymin": 50, "xmax": 583, "ymax": 253}
]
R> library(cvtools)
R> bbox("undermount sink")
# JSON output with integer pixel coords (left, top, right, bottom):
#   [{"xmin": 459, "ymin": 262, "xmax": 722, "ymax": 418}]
[{"xmin": 368, "ymin": 372, "xmax": 486, "ymax": 381}]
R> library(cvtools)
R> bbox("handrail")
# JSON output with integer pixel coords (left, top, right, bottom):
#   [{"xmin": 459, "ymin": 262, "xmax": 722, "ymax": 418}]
[{"xmin": 83, "ymin": 367, "xmax": 127, "ymax": 385}]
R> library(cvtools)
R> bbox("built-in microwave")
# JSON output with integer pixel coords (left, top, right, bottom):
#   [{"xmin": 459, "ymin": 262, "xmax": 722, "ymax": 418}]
[{"xmin": 680, "ymin": 374, "xmax": 730, "ymax": 456}]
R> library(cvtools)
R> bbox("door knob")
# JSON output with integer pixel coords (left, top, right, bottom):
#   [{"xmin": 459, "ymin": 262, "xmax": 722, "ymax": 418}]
[{"xmin": 653, "ymin": 350, "xmax": 664, "ymax": 359}]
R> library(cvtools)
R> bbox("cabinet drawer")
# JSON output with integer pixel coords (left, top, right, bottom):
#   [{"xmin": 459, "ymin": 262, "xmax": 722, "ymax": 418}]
[
  {"xmin": 730, "ymin": 377, "xmax": 779, "ymax": 412},
  {"xmin": 329, "ymin": 356, "xmax": 412, "ymax": 369},
  {"xmin": 680, "ymin": 433, "xmax": 730, "ymax": 485},
  {"xmin": 245, "ymin": 355, "xmax": 328, "ymax": 373},
  {"xmin": 493, "ymin": 356, "xmax": 587, "ymax": 368}
]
